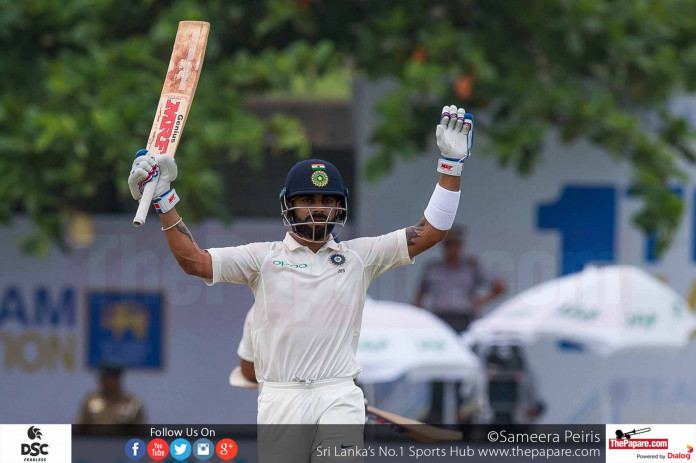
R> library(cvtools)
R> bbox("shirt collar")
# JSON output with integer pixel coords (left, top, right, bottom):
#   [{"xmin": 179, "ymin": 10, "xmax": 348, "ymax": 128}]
[
  {"xmin": 324, "ymin": 237, "xmax": 341, "ymax": 252},
  {"xmin": 283, "ymin": 232, "xmax": 341, "ymax": 252}
]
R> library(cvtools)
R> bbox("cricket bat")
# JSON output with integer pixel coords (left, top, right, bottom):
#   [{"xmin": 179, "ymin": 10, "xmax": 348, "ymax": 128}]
[
  {"xmin": 366, "ymin": 406, "xmax": 463, "ymax": 443},
  {"xmin": 229, "ymin": 366, "xmax": 258, "ymax": 389},
  {"xmin": 228, "ymin": 367, "xmax": 463, "ymax": 442},
  {"xmin": 132, "ymin": 20, "xmax": 210, "ymax": 227}
]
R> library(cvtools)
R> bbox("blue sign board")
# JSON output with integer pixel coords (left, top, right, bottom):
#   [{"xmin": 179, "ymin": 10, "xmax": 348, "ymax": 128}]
[{"xmin": 88, "ymin": 292, "xmax": 163, "ymax": 369}]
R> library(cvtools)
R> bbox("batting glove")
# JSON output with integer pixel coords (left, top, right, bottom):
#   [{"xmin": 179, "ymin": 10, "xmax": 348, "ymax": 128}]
[
  {"xmin": 128, "ymin": 149, "xmax": 180, "ymax": 213},
  {"xmin": 435, "ymin": 105, "xmax": 474, "ymax": 176}
]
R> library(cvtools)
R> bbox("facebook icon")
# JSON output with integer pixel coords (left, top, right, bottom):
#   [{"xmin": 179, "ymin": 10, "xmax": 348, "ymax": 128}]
[{"xmin": 125, "ymin": 438, "xmax": 146, "ymax": 460}]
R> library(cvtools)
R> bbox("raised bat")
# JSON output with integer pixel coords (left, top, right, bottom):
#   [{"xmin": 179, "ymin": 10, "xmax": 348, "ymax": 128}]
[
  {"xmin": 132, "ymin": 20, "xmax": 209, "ymax": 227},
  {"xmin": 228, "ymin": 367, "xmax": 463, "ymax": 442}
]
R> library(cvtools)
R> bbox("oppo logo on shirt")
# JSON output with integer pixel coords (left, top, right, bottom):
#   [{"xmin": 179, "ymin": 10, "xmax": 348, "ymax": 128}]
[{"xmin": 273, "ymin": 260, "xmax": 308, "ymax": 269}]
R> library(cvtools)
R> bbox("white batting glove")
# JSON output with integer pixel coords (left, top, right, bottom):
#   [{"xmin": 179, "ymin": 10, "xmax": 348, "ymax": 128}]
[
  {"xmin": 435, "ymin": 105, "xmax": 474, "ymax": 176},
  {"xmin": 128, "ymin": 149, "xmax": 180, "ymax": 213}
]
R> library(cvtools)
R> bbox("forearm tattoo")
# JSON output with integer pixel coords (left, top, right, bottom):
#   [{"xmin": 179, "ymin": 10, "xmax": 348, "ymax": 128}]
[
  {"xmin": 175, "ymin": 222, "xmax": 195, "ymax": 243},
  {"xmin": 405, "ymin": 218, "xmax": 427, "ymax": 247}
]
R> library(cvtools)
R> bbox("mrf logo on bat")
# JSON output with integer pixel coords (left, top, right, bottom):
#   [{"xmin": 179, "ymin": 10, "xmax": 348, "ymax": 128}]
[{"xmin": 152, "ymin": 99, "xmax": 184, "ymax": 153}]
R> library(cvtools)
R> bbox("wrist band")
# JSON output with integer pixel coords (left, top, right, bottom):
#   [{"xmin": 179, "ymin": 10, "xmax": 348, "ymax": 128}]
[
  {"xmin": 153, "ymin": 188, "xmax": 180, "ymax": 214},
  {"xmin": 437, "ymin": 157, "xmax": 463, "ymax": 176},
  {"xmin": 162, "ymin": 217, "xmax": 183, "ymax": 232},
  {"xmin": 424, "ymin": 183, "xmax": 461, "ymax": 231}
]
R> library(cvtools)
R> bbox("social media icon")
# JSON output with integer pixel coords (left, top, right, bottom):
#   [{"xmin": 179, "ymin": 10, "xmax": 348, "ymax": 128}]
[
  {"xmin": 193, "ymin": 438, "xmax": 214, "ymax": 460},
  {"xmin": 125, "ymin": 438, "xmax": 146, "ymax": 460},
  {"xmin": 170, "ymin": 438, "xmax": 191, "ymax": 461},
  {"xmin": 146, "ymin": 438, "xmax": 169, "ymax": 461},
  {"xmin": 216, "ymin": 438, "xmax": 238, "ymax": 460}
]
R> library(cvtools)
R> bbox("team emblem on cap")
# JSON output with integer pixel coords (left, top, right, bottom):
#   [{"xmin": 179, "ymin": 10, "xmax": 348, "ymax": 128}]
[
  {"xmin": 329, "ymin": 253, "xmax": 346, "ymax": 267},
  {"xmin": 311, "ymin": 170, "xmax": 329, "ymax": 187}
]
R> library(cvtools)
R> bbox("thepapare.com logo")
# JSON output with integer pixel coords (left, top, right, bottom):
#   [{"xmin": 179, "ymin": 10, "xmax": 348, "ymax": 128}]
[{"xmin": 21, "ymin": 426, "xmax": 50, "ymax": 461}]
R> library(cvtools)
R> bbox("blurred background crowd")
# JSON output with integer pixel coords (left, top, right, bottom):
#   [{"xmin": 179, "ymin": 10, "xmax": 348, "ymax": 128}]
[{"xmin": 2, "ymin": 0, "xmax": 696, "ymax": 426}]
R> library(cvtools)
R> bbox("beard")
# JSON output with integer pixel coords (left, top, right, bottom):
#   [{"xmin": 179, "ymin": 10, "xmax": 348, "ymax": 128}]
[
  {"xmin": 294, "ymin": 222, "xmax": 335, "ymax": 241},
  {"xmin": 290, "ymin": 207, "xmax": 341, "ymax": 242}
]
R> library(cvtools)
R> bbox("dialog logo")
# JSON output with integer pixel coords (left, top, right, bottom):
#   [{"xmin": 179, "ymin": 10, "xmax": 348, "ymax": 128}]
[
  {"xmin": 216, "ymin": 438, "xmax": 238, "ymax": 460},
  {"xmin": 170, "ymin": 438, "xmax": 191, "ymax": 461},
  {"xmin": 667, "ymin": 445, "xmax": 694, "ymax": 460},
  {"xmin": 147, "ymin": 438, "xmax": 169, "ymax": 460},
  {"xmin": 193, "ymin": 438, "xmax": 214, "ymax": 461}
]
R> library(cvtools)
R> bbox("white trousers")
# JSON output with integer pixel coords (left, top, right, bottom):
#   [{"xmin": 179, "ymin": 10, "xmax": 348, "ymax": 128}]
[
  {"xmin": 258, "ymin": 377, "xmax": 365, "ymax": 424},
  {"xmin": 258, "ymin": 378, "xmax": 365, "ymax": 462}
]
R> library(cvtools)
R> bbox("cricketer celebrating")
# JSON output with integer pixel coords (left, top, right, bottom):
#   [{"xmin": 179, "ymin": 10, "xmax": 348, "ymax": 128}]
[{"xmin": 127, "ymin": 105, "xmax": 473, "ymax": 427}]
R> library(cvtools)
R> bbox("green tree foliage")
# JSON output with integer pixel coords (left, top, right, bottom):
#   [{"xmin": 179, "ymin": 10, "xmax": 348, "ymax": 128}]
[
  {"xmin": 0, "ymin": 0, "xmax": 332, "ymax": 253},
  {"xmin": 328, "ymin": 0, "xmax": 696, "ymax": 255},
  {"xmin": 2, "ymin": 0, "xmax": 696, "ymax": 255}
]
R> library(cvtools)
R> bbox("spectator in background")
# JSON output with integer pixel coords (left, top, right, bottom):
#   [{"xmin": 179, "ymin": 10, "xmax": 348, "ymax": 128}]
[
  {"xmin": 477, "ymin": 342, "xmax": 545, "ymax": 424},
  {"xmin": 414, "ymin": 226, "xmax": 506, "ymax": 333},
  {"xmin": 414, "ymin": 226, "xmax": 506, "ymax": 424},
  {"xmin": 76, "ymin": 365, "xmax": 147, "ymax": 425}
]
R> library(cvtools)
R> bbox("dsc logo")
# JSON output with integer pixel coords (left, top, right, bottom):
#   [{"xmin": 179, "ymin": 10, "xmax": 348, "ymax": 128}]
[
  {"xmin": 21, "ymin": 443, "xmax": 49, "ymax": 456},
  {"xmin": 0, "ymin": 424, "xmax": 70, "ymax": 463},
  {"xmin": 22, "ymin": 425, "xmax": 48, "ymax": 457}
]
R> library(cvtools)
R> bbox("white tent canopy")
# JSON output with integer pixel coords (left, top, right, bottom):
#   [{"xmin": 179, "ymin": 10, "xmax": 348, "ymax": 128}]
[
  {"xmin": 465, "ymin": 265, "xmax": 696, "ymax": 355},
  {"xmin": 463, "ymin": 265, "xmax": 696, "ymax": 423},
  {"xmin": 357, "ymin": 298, "xmax": 482, "ymax": 383}
]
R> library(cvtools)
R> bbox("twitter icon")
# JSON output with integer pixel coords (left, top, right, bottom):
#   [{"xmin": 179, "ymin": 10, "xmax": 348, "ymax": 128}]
[{"xmin": 170, "ymin": 438, "xmax": 191, "ymax": 461}]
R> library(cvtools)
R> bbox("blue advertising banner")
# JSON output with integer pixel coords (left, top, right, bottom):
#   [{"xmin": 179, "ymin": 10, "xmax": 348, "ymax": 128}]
[{"xmin": 88, "ymin": 292, "xmax": 163, "ymax": 369}]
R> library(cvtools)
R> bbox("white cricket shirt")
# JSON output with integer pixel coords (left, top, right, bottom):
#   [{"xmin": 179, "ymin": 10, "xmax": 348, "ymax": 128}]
[
  {"xmin": 206, "ymin": 230, "xmax": 413, "ymax": 383},
  {"xmin": 237, "ymin": 307, "xmax": 254, "ymax": 362}
]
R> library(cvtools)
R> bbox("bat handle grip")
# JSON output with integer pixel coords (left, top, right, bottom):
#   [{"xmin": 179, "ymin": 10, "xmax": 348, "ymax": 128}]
[{"xmin": 133, "ymin": 181, "xmax": 156, "ymax": 227}]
